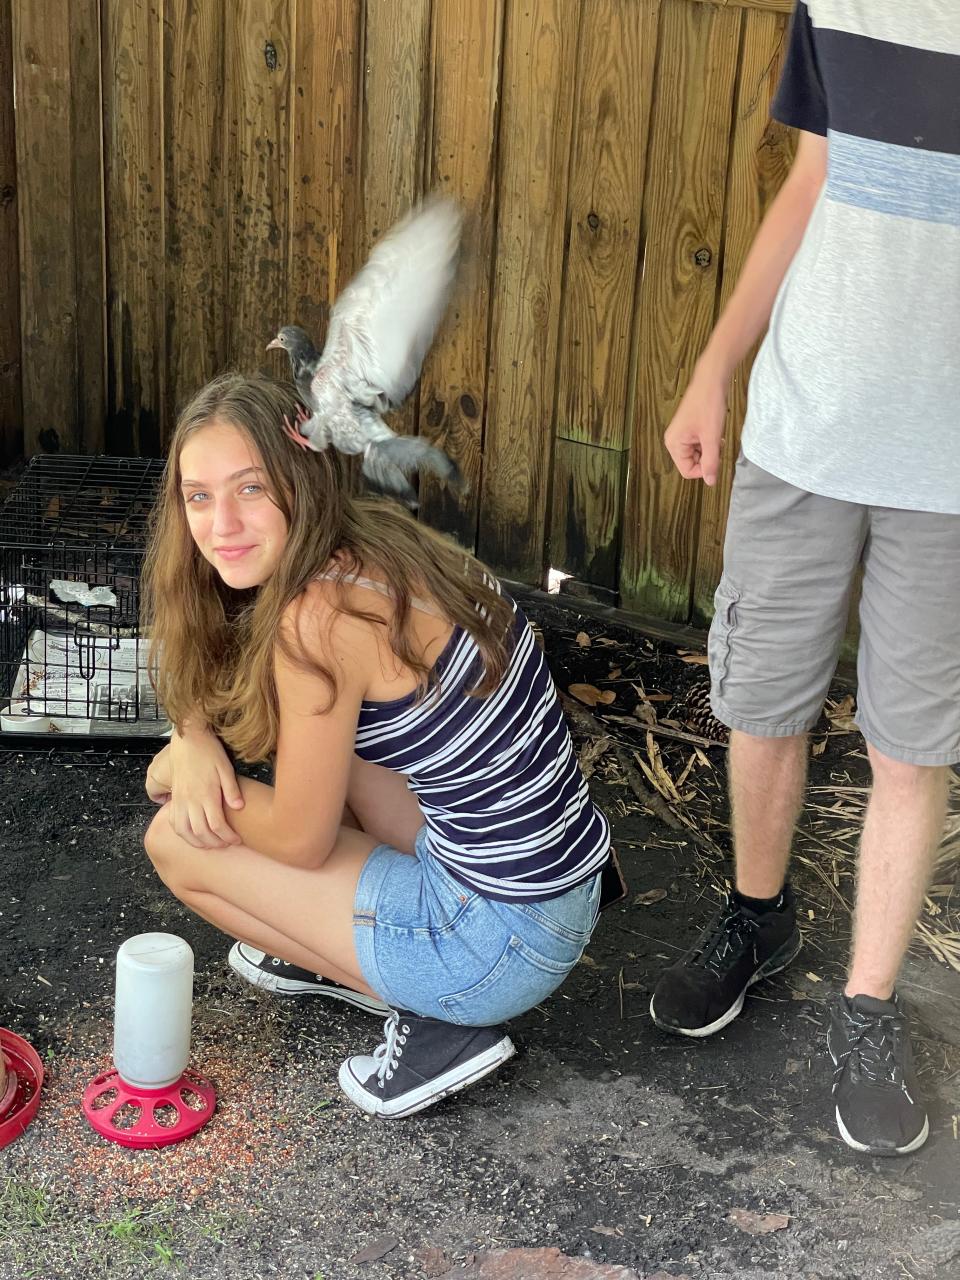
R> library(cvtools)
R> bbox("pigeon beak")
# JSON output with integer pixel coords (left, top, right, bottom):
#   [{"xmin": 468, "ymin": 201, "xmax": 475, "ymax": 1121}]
[{"xmin": 265, "ymin": 337, "xmax": 283, "ymax": 351}]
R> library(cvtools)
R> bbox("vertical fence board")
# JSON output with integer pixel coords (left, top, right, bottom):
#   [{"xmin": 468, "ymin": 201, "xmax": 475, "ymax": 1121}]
[
  {"xmin": 692, "ymin": 6, "xmax": 793, "ymax": 620},
  {"xmin": 226, "ymin": 0, "xmax": 290, "ymax": 374},
  {"xmin": 287, "ymin": 0, "xmax": 362, "ymax": 344},
  {"xmin": 556, "ymin": 0, "xmax": 658, "ymax": 452},
  {"xmin": 13, "ymin": 0, "xmax": 105, "ymax": 455},
  {"xmin": 359, "ymin": 0, "xmax": 430, "ymax": 443},
  {"xmin": 165, "ymin": 0, "xmax": 228, "ymax": 429},
  {"xmin": 417, "ymin": 0, "xmax": 504, "ymax": 548},
  {"xmin": 71, "ymin": 0, "xmax": 106, "ymax": 453},
  {"xmin": 478, "ymin": 0, "xmax": 580, "ymax": 583},
  {"xmin": 0, "ymin": 0, "xmax": 21, "ymax": 461},
  {"xmin": 620, "ymin": 0, "xmax": 742, "ymax": 619},
  {"xmin": 103, "ymin": 0, "xmax": 164, "ymax": 456},
  {"xmin": 550, "ymin": 0, "xmax": 659, "ymax": 589}
]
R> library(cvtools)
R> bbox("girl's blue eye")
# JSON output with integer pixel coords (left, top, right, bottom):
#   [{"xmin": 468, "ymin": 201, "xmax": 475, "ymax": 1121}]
[
  {"xmin": 184, "ymin": 492, "xmax": 208, "ymax": 504},
  {"xmin": 241, "ymin": 483, "xmax": 263, "ymax": 495}
]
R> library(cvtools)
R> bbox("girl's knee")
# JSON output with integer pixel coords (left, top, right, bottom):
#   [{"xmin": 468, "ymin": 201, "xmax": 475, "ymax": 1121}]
[{"xmin": 144, "ymin": 808, "xmax": 180, "ymax": 881}]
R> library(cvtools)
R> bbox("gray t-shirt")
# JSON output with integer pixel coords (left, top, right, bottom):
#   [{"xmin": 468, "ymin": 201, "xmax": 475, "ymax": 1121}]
[{"xmin": 741, "ymin": 1, "xmax": 960, "ymax": 514}]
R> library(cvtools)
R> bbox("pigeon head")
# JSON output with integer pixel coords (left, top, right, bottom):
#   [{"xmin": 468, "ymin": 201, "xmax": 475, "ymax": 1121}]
[{"xmin": 266, "ymin": 325, "xmax": 320, "ymax": 378}]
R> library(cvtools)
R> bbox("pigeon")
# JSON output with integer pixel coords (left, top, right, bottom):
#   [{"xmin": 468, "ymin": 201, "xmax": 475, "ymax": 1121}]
[{"xmin": 267, "ymin": 197, "xmax": 464, "ymax": 509}]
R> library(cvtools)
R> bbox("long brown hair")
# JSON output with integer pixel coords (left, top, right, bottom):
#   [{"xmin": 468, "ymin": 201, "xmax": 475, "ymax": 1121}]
[{"xmin": 142, "ymin": 372, "xmax": 514, "ymax": 762}]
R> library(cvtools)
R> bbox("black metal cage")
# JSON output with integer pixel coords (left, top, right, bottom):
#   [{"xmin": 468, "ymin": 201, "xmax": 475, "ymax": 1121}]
[{"xmin": 0, "ymin": 454, "xmax": 169, "ymax": 738}]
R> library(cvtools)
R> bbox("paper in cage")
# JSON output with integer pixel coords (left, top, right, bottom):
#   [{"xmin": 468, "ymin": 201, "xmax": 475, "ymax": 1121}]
[{"xmin": 3, "ymin": 628, "xmax": 171, "ymax": 736}]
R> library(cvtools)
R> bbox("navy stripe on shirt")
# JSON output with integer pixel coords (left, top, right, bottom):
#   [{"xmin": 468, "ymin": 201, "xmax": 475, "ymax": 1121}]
[{"xmin": 354, "ymin": 597, "xmax": 611, "ymax": 901}]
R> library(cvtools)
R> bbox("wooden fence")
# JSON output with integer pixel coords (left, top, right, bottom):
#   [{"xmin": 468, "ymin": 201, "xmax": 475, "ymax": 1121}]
[{"xmin": 0, "ymin": 0, "xmax": 796, "ymax": 625}]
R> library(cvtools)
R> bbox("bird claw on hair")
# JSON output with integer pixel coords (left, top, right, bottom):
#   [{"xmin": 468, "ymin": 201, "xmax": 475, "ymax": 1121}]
[{"xmin": 281, "ymin": 409, "xmax": 312, "ymax": 450}]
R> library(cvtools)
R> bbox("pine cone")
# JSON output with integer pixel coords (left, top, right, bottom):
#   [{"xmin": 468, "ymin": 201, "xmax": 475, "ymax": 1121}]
[{"xmin": 680, "ymin": 680, "xmax": 729, "ymax": 744}]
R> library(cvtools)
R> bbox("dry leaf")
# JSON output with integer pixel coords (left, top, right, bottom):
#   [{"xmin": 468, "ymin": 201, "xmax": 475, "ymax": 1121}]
[
  {"xmin": 594, "ymin": 636, "xmax": 619, "ymax": 647},
  {"xmin": 350, "ymin": 1234, "xmax": 399, "ymax": 1263},
  {"xmin": 608, "ymin": 666, "xmax": 622, "ymax": 679},
  {"xmin": 805, "ymin": 971, "xmax": 822, "ymax": 983},
  {"xmin": 727, "ymin": 1209, "xmax": 790, "ymax": 1235},
  {"xmin": 646, "ymin": 691, "xmax": 672, "ymax": 702},
  {"xmin": 633, "ymin": 888, "xmax": 668, "ymax": 907},
  {"xmin": 569, "ymin": 683, "xmax": 604, "ymax": 706},
  {"xmin": 825, "ymin": 693, "xmax": 857, "ymax": 732},
  {"xmin": 579, "ymin": 735, "xmax": 613, "ymax": 779},
  {"xmin": 679, "ymin": 653, "xmax": 709, "ymax": 666},
  {"xmin": 575, "ymin": 631, "xmax": 591, "ymax": 648},
  {"xmin": 589, "ymin": 1225, "xmax": 622, "ymax": 1238},
  {"xmin": 811, "ymin": 737, "xmax": 827, "ymax": 757},
  {"xmin": 633, "ymin": 702, "xmax": 657, "ymax": 727}
]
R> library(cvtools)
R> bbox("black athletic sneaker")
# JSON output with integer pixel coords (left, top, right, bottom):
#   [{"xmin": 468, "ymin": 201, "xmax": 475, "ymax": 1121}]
[
  {"xmin": 650, "ymin": 886, "xmax": 802, "ymax": 1037},
  {"xmin": 827, "ymin": 992, "xmax": 929, "ymax": 1156},
  {"xmin": 338, "ymin": 1010, "xmax": 516, "ymax": 1118},
  {"xmin": 227, "ymin": 942, "xmax": 389, "ymax": 1015}
]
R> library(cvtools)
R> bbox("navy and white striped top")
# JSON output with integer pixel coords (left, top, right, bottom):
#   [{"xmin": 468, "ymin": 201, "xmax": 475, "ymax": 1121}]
[{"xmin": 352, "ymin": 588, "xmax": 611, "ymax": 902}]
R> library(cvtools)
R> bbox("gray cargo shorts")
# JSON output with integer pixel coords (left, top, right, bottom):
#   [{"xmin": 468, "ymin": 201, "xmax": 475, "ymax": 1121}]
[{"xmin": 709, "ymin": 456, "xmax": 960, "ymax": 766}]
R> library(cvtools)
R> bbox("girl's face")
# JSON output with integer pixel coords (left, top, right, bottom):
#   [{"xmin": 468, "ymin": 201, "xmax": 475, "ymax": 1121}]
[{"xmin": 178, "ymin": 419, "xmax": 289, "ymax": 589}]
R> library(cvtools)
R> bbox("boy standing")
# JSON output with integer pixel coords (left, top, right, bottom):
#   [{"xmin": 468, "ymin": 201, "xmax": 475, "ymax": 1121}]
[{"xmin": 655, "ymin": 1, "xmax": 959, "ymax": 1155}]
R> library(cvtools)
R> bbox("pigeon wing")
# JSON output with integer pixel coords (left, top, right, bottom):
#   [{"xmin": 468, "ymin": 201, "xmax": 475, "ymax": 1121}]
[{"xmin": 312, "ymin": 197, "xmax": 462, "ymax": 413}]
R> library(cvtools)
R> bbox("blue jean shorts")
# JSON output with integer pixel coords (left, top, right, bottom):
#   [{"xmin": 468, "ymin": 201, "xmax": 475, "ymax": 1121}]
[{"xmin": 352, "ymin": 827, "xmax": 603, "ymax": 1026}]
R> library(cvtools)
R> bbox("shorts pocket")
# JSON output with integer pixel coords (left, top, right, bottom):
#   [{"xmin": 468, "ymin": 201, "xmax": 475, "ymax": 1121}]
[
  {"xmin": 513, "ymin": 876, "xmax": 601, "ymax": 946},
  {"xmin": 708, "ymin": 575, "xmax": 741, "ymax": 698},
  {"xmin": 438, "ymin": 935, "xmax": 575, "ymax": 1026}
]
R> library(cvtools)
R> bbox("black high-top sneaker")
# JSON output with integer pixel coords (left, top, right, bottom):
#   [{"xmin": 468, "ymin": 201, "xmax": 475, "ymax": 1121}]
[
  {"xmin": 338, "ymin": 1010, "xmax": 516, "ymax": 1118},
  {"xmin": 650, "ymin": 886, "xmax": 801, "ymax": 1036},
  {"xmin": 228, "ymin": 942, "xmax": 389, "ymax": 1015},
  {"xmin": 827, "ymin": 991, "xmax": 929, "ymax": 1156}
]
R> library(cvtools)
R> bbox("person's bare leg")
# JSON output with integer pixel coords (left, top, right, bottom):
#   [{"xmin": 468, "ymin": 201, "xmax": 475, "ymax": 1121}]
[
  {"xmin": 729, "ymin": 730, "xmax": 808, "ymax": 896},
  {"xmin": 145, "ymin": 808, "xmax": 382, "ymax": 995},
  {"xmin": 846, "ymin": 747, "xmax": 949, "ymax": 1000}
]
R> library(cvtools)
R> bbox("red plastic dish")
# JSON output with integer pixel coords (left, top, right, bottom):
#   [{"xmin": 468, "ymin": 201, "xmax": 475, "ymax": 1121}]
[
  {"xmin": 82, "ymin": 1067, "xmax": 217, "ymax": 1148},
  {"xmin": 0, "ymin": 1028, "xmax": 44, "ymax": 1150}
]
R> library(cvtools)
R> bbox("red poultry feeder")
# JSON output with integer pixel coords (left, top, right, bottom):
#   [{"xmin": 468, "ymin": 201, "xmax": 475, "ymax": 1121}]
[{"xmin": 0, "ymin": 1028, "xmax": 44, "ymax": 1150}]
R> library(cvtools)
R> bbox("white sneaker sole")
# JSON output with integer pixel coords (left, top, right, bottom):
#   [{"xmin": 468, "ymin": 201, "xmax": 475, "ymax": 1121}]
[
  {"xmin": 228, "ymin": 944, "xmax": 389, "ymax": 1015},
  {"xmin": 338, "ymin": 1035, "xmax": 516, "ymax": 1118},
  {"xmin": 827, "ymin": 1043, "xmax": 930, "ymax": 1156},
  {"xmin": 834, "ymin": 1106, "xmax": 929, "ymax": 1156},
  {"xmin": 649, "ymin": 934, "xmax": 802, "ymax": 1039}
]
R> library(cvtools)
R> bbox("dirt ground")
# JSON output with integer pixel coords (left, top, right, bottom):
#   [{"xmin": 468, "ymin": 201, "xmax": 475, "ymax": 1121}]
[{"xmin": 0, "ymin": 592, "xmax": 958, "ymax": 1280}]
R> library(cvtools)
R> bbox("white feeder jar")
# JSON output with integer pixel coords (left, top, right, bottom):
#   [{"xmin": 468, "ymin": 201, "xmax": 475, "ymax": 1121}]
[{"xmin": 113, "ymin": 933, "xmax": 194, "ymax": 1091}]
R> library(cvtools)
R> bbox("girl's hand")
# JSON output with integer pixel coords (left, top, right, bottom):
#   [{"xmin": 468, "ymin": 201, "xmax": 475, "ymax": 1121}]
[
  {"xmin": 146, "ymin": 744, "xmax": 173, "ymax": 805},
  {"xmin": 167, "ymin": 726, "xmax": 245, "ymax": 850}
]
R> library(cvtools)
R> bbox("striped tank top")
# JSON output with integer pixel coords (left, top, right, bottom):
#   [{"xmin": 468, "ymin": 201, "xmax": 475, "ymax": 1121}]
[{"xmin": 342, "ymin": 574, "xmax": 611, "ymax": 901}]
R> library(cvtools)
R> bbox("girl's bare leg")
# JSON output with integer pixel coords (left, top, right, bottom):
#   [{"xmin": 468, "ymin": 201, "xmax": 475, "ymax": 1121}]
[{"xmin": 145, "ymin": 808, "xmax": 381, "ymax": 995}]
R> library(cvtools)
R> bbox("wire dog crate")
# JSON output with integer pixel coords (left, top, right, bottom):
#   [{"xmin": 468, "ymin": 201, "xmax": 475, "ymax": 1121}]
[{"xmin": 0, "ymin": 455, "xmax": 170, "ymax": 739}]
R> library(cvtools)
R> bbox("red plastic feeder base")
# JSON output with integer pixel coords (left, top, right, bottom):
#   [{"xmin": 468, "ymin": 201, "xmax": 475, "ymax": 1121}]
[
  {"xmin": 82, "ymin": 1067, "xmax": 217, "ymax": 1148},
  {"xmin": 0, "ymin": 1028, "xmax": 44, "ymax": 1150}
]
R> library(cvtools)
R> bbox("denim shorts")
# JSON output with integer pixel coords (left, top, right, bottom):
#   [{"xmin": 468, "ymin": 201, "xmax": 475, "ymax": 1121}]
[{"xmin": 352, "ymin": 827, "xmax": 603, "ymax": 1026}]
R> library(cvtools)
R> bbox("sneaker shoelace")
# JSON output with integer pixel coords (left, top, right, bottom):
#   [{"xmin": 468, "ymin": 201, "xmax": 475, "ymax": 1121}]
[
  {"xmin": 832, "ymin": 1002, "xmax": 908, "ymax": 1093},
  {"xmin": 371, "ymin": 1011, "xmax": 410, "ymax": 1087},
  {"xmin": 689, "ymin": 898, "xmax": 758, "ymax": 978}
]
